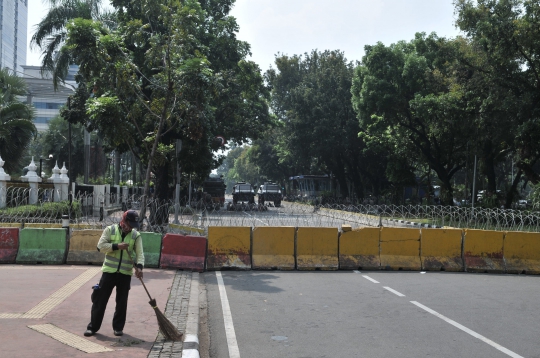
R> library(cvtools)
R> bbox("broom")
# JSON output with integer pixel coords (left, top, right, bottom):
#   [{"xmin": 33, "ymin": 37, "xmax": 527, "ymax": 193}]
[{"xmin": 126, "ymin": 250, "xmax": 183, "ymax": 341}]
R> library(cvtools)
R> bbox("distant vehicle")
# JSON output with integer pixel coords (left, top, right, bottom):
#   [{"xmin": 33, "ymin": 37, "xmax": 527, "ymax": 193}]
[
  {"xmin": 517, "ymin": 199, "xmax": 531, "ymax": 209},
  {"xmin": 258, "ymin": 182, "xmax": 282, "ymax": 207},
  {"xmin": 232, "ymin": 182, "xmax": 255, "ymax": 204},
  {"xmin": 203, "ymin": 177, "xmax": 226, "ymax": 208}
]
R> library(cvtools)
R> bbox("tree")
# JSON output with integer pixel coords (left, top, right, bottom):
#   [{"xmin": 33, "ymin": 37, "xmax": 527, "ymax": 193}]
[
  {"xmin": 267, "ymin": 50, "xmax": 394, "ymax": 201},
  {"xmin": 455, "ymin": 0, "xmax": 540, "ymax": 203},
  {"xmin": 351, "ymin": 33, "xmax": 476, "ymax": 205},
  {"xmin": 57, "ymin": 0, "xmax": 271, "ymax": 224},
  {"xmin": 0, "ymin": 68, "xmax": 37, "ymax": 173},
  {"xmin": 30, "ymin": 0, "xmax": 115, "ymax": 87}
]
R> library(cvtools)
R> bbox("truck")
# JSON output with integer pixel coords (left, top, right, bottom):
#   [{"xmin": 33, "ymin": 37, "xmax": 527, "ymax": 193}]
[
  {"xmin": 258, "ymin": 182, "xmax": 282, "ymax": 207},
  {"xmin": 232, "ymin": 182, "xmax": 256, "ymax": 204},
  {"xmin": 202, "ymin": 177, "xmax": 226, "ymax": 209}
]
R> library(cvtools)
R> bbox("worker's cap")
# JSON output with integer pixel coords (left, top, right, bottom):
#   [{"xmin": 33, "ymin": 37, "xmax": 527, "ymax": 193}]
[{"xmin": 124, "ymin": 210, "xmax": 140, "ymax": 229}]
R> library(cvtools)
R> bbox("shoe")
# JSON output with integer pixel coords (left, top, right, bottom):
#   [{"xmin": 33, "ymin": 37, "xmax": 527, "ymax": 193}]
[
  {"xmin": 114, "ymin": 330, "xmax": 123, "ymax": 336},
  {"xmin": 84, "ymin": 329, "xmax": 95, "ymax": 337}
]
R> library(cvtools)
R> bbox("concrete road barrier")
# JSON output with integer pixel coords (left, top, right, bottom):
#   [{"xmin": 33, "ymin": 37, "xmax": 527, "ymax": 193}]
[
  {"xmin": 463, "ymin": 229, "xmax": 505, "ymax": 273},
  {"xmin": 339, "ymin": 227, "xmax": 380, "ymax": 270},
  {"xmin": 140, "ymin": 232, "xmax": 162, "ymax": 268},
  {"xmin": 0, "ymin": 228, "xmax": 19, "ymax": 263},
  {"xmin": 380, "ymin": 227, "xmax": 421, "ymax": 270},
  {"xmin": 66, "ymin": 230, "xmax": 104, "ymax": 265},
  {"xmin": 207, "ymin": 227, "xmax": 251, "ymax": 270},
  {"xmin": 160, "ymin": 233, "xmax": 207, "ymax": 272},
  {"xmin": 504, "ymin": 231, "xmax": 540, "ymax": 274},
  {"xmin": 296, "ymin": 227, "xmax": 338, "ymax": 270},
  {"xmin": 421, "ymin": 228, "xmax": 464, "ymax": 271},
  {"xmin": 252, "ymin": 227, "xmax": 295, "ymax": 270},
  {"xmin": 16, "ymin": 228, "xmax": 67, "ymax": 264}
]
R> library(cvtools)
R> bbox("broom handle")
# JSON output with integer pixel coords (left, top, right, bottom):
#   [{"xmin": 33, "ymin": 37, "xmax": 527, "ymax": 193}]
[{"xmin": 125, "ymin": 249, "xmax": 153, "ymax": 301}]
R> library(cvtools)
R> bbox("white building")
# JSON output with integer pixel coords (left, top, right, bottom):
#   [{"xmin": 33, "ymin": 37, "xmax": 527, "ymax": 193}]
[
  {"xmin": 0, "ymin": 0, "xmax": 27, "ymax": 74},
  {"xmin": 21, "ymin": 65, "xmax": 77, "ymax": 132}
]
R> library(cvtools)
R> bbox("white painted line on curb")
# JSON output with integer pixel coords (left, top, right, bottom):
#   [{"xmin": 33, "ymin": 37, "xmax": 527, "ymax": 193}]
[
  {"xmin": 362, "ymin": 275, "xmax": 380, "ymax": 283},
  {"xmin": 216, "ymin": 271, "xmax": 241, "ymax": 358},
  {"xmin": 182, "ymin": 272, "xmax": 200, "ymax": 358},
  {"xmin": 383, "ymin": 287, "xmax": 405, "ymax": 297},
  {"xmin": 410, "ymin": 301, "xmax": 524, "ymax": 358}
]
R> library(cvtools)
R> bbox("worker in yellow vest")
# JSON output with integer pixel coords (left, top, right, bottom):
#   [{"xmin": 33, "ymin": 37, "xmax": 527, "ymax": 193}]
[{"xmin": 84, "ymin": 210, "xmax": 144, "ymax": 337}]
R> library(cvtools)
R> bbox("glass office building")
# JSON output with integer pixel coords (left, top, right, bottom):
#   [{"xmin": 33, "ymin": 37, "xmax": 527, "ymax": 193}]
[{"xmin": 0, "ymin": 0, "xmax": 27, "ymax": 75}]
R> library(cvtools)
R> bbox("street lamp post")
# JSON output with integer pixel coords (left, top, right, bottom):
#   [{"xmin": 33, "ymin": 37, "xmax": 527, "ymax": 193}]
[{"xmin": 39, "ymin": 154, "xmax": 53, "ymax": 178}]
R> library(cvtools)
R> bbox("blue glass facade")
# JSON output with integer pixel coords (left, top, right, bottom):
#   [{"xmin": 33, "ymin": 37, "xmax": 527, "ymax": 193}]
[{"xmin": 0, "ymin": 0, "xmax": 27, "ymax": 74}]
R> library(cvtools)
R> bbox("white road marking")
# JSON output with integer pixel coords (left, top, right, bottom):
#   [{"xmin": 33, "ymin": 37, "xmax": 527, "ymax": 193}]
[
  {"xmin": 216, "ymin": 271, "xmax": 241, "ymax": 358},
  {"xmin": 383, "ymin": 287, "xmax": 405, "ymax": 297},
  {"xmin": 353, "ymin": 270, "xmax": 361, "ymax": 274},
  {"xmin": 362, "ymin": 275, "xmax": 380, "ymax": 283},
  {"xmin": 241, "ymin": 211, "xmax": 268, "ymax": 226},
  {"xmin": 410, "ymin": 301, "xmax": 524, "ymax": 358}
]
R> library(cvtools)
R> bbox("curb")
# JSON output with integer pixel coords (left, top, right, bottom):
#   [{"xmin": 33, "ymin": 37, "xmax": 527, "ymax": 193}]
[{"xmin": 182, "ymin": 272, "xmax": 200, "ymax": 358}]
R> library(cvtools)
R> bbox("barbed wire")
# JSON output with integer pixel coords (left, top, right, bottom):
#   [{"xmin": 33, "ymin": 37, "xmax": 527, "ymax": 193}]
[{"xmin": 1, "ymin": 188, "xmax": 539, "ymax": 233}]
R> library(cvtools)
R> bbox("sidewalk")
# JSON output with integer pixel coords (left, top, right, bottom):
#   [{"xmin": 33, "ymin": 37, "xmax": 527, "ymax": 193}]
[{"xmin": 0, "ymin": 265, "xmax": 199, "ymax": 358}]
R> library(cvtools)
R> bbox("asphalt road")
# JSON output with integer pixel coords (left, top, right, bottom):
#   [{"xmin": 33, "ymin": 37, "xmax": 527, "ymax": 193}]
[{"xmin": 203, "ymin": 270, "xmax": 539, "ymax": 358}]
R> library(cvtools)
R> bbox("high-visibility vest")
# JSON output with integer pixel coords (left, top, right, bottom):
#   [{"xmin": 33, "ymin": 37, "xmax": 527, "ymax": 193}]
[{"xmin": 101, "ymin": 224, "xmax": 140, "ymax": 276}]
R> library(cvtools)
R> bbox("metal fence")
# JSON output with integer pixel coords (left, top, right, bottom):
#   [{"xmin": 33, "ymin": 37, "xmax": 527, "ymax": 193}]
[{"xmin": 1, "ymin": 189, "xmax": 540, "ymax": 233}]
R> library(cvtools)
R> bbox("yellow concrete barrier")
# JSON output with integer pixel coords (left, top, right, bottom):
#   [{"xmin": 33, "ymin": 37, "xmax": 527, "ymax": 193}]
[
  {"xmin": 504, "ymin": 231, "xmax": 540, "ymax": 274},
  {"xmin": 25, "ymin": 223, "xmax": 63, "ymax": 228},
  {"xmin": 252, "ymin": 227, "xmax": 295, "ymax": 270},
  {"xmin": 0, "ymin": 223, "xmax": 22, "ymax": 228},
  {"xmin": 66, "ymin": 230, "xmax": 105, "ymax": 265},
  {"xmin": 463, "ymin": 229, "xmax": 504, "ymax": 273},
  {"xmin": 339, "ymin": 227, "xmax": 380, "ymax": 270},
  {"xmin": 296, "ymin": 227, "xmax": 338, "ymax": 270},
  {"xmin": 380, "ymin": 227, "xmax": 421, "ymax": 270},
  {"xmin": 421, "ymin": 228, "xmax": 464, "ymax": 271},
  {"xmin": 207, "ymin": 227, "xmax": 251, "ymax": 270}
]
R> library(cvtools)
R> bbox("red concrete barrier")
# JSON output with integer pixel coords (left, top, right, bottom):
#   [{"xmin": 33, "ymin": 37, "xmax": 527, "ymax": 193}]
[
  {"xmin": 0, "ymin": 228, "xmax": 19, "ymax": 263},
  {"xmin": 160, "ymin": 233, "xmax": 207, "ymax": 272}
]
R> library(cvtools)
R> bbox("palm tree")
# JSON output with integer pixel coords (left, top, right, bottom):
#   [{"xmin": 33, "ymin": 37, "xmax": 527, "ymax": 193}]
[
  {"xmin": 0, "ymin": 68, "xmax": 37, "ymax": 173},
  {"xmin": 30, "ymin": 0, "xmax": 116, "ymax": 87}
]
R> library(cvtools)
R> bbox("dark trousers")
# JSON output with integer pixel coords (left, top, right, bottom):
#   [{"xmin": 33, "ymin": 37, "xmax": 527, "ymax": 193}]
[{"xmin": 87, "ymin": 272, "xmax": 131, "ymax": 332}]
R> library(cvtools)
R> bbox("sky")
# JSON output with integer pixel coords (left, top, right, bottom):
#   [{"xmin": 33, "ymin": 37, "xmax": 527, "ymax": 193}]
[{"xmin": 26, "ymin": 0, "xmax": 462, "ymax": 71}]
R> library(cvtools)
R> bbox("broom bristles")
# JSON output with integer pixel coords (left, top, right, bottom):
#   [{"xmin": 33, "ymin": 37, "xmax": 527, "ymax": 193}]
[{"xmin": 148, "ymin": 298, "xmax": 183, "ymax": 341}]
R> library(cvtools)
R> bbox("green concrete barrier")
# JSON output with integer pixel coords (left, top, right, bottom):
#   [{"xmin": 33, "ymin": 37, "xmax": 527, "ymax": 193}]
[
  {"xmin": 16, "ymin": 228, "xmax": 67, "ymax": 264},
  {"xmin": 140, "ymin": 232, "xmax": 162, "ymax": 268}
]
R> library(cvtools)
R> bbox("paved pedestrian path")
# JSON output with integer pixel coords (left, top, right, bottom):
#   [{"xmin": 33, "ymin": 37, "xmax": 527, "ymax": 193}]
[{"xmin": 0, "ymin": 265, "xmax": 199, "ymax": 358}]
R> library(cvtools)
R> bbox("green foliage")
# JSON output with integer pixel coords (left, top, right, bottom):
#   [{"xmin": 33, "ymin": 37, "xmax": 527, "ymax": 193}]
[
  {"xmin": 0, "ymin": 200, "xmax": 82, "ymax": 219},
  {"xmin": 0, "ymin": 68, "xmax": 37, "ymax": 173}
]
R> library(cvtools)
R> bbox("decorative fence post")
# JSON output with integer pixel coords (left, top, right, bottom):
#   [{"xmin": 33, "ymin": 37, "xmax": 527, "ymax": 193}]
[
  {"xmin": 21, "ymin": 157, "xmax": 41, "ymax": 204},
  {"xmin": 0, "ymin": 155, "xmax": 10, "ymax": 208},
  {"xmin": 48, "ymin": 162, "xmax": 63, "ymax": 202},
  {"xmin": 59, "ymin": 163, "xmax": 70, "ymax": 201}
]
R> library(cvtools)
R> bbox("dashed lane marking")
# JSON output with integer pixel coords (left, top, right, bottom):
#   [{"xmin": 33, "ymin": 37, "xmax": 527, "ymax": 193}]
[
  {"xmin": 410, "ymin": 301, "xmax": 524, "ymax": 358},
  {"xmin": 28, "ymin": 324, "xmax": 113, "ymax": 353},
  {"xmin": 362, "ymin": 275, "xmax": 380, "ymax": 283},
  {"xmin": 384, "ymin": 287, "xmax": 405, "ymax": 297},
  {"xmin": 0, "ymin": 267, "xmax": 101, "ymax": 319}
]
